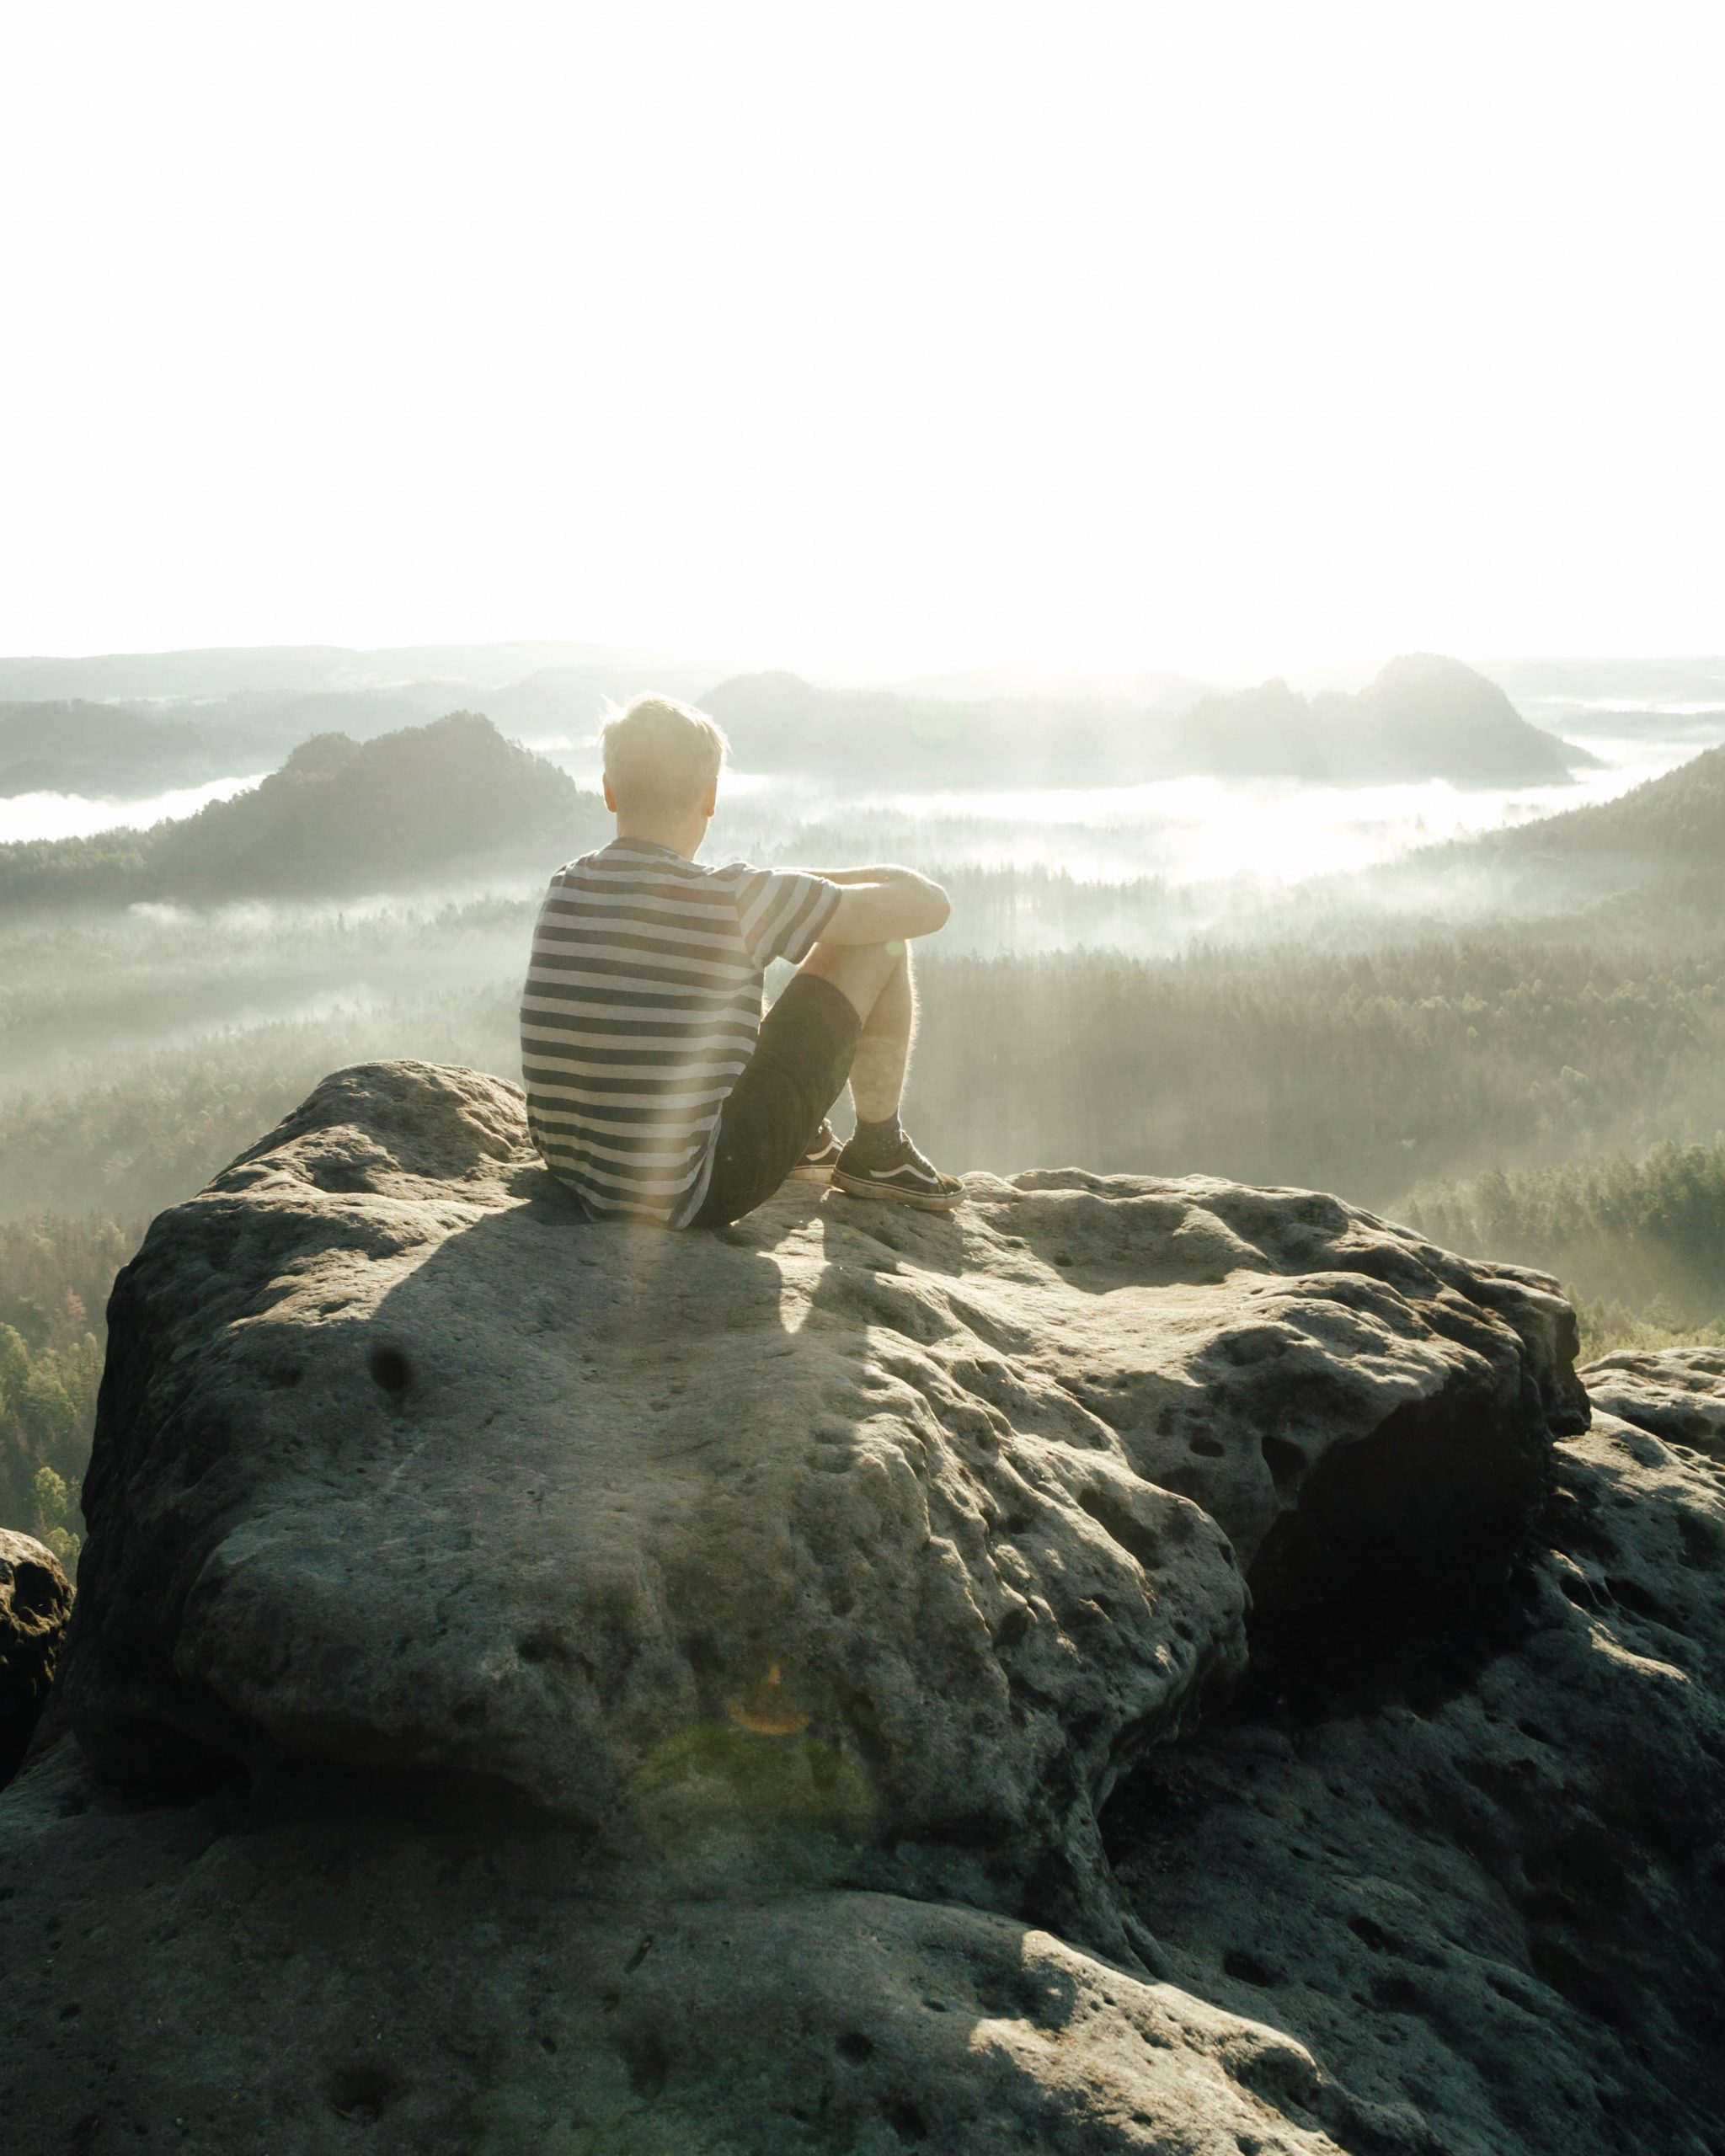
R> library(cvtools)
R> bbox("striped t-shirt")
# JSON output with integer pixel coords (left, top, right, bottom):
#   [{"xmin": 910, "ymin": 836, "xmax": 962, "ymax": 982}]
[{"xmin": 520, "ymin": 839, "xmax": 841, "ymax": 1225}]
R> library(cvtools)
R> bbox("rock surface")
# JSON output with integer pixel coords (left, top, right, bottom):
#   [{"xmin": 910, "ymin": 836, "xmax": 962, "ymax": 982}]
[
  {"xmin": 60, "ymin": 1063, "xmax": 1582, "ymax": 1936},
  {"xmin": 1106, "ymin": 1407, "xmax": 1725, "ymax": 2154},
  {"xmin": 1580, "ymin": 1346, "xmax": 1725, "ymax": 1457},
  {"xmin": 0, "ymin": 1739, "xmax": 1445, "ymax": 2156},
  {"xmin": 4, "ymin": 1059, "xmax": 1716, "ymax": 2153},
  {"xmin": 0, "ymin": 1528, "xmax": 72, "ymax": 1790}
]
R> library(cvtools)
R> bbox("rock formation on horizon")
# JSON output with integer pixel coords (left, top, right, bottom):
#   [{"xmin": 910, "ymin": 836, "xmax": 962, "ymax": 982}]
[
  {"xmin": 702, "ymin": 654, "xmax": 1595, "ymax": 792},
  {"xmin": 1178, "ymin": 654, "xmax": 1596, "ymax": 788},
  {"xmin": 0, "ymin": 712, "xmax": 611, "ymax": 910},
  {"xmin": 2, "ymin": 1062, "xmax": 1721, "ymax": 2153}
]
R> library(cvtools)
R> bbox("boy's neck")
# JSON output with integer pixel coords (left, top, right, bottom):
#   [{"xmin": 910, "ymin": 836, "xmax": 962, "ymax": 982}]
[{"xmin": 612, "ymin": 813, "xmax": 707, "ymax": 861}]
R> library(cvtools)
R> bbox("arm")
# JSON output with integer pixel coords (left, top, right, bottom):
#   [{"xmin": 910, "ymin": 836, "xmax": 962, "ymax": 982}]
[
  {"xmin": 812, "ymin": 864, "xmax": 924, "ymax": 888},
  {"xmin": 809, "ymin": 865, "xmax": 951, "ymax": 945}
]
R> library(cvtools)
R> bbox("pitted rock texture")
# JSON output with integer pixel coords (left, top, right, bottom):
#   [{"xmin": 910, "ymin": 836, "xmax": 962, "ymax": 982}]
[
  {"xmin": 1581, "ymin": 1346, "xmax": 1725, "ymax": 1457},
  {"xmin": 8, "ymin": 1061, "xmax": 1720, "ymax": 2156},
  {"xmin": 0, "ymin": 1740, "xmax": 1424, "ymax": 2156},
  {"xmin": 1104, "ymin": 1406, "xmax": 1725, "ymax": 2155},
  {"xmin": 6, "ymin": 1399, "xmax": 1723, "ymax": 2154},
  {"xmin": 0, "ymin": 1528, "xmax": 72, "ymax": 1789},
  {"xmin": 63, "ymin": 1062, "xmax": 1579, "ymax": 1934}
]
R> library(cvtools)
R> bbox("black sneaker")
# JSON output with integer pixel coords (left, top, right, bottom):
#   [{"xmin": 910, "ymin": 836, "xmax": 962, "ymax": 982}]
[
  {"xmin": 831, "ymin": 1132, "xmax": 964, "ymax": 1211},
  {"xmin": 788, "ymin": 1119, "xmax": 844, "ymax": 1182}
]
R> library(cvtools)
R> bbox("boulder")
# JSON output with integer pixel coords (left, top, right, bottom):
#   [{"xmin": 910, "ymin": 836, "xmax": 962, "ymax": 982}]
[
  {"xmin": 13, "ymin": 1059, "xmax": 1692, "ymax": 2154},
  {"xmin": 0, "ymin": 1528, "xmax": 72, "ymax": 1789},
  {"xmin": 60, "ymin": 1063, "xmax": 1581, "ymax": 1936}
]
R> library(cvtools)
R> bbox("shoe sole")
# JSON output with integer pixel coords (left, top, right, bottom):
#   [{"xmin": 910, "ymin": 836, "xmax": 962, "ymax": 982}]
[
  {"xmin": 788, "ymin": 1162, "xmax": 837, "ymax": 1183},
  {"xmin": 830, "ymin": 1167, "xmax": 963, "ymax": 1213}
]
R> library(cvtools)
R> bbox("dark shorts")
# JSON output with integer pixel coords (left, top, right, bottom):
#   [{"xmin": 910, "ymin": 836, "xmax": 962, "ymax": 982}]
[{"xmin": 691, "ymin": 972, "xmax": 862, "ymax": 1228}]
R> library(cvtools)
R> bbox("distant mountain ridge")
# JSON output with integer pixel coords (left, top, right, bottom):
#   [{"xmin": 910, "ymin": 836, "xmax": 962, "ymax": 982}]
[
  {"xmin": 1483, "ymin": 655, "xmax": 1725, "ymax": 706},
  {"xmin": 0, "ymin": 701, "xmax": 244, "ymax": 798},
  {"xmin": 0, "ymin": 640, "xmax": 725, "ymax": 800},
  {"xmin": 702, "ymin": 653, "xmax": 1595, "ymax": 789},
  {"xmin": 1, "ymin": 643, "xmax": 1597, "ymax": 799}
]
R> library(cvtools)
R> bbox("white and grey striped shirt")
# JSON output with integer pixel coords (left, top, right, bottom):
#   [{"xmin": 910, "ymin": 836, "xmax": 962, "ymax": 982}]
[{"xmin": 520, "ymin": 839, "xmax": 841, "ymax": 1225}]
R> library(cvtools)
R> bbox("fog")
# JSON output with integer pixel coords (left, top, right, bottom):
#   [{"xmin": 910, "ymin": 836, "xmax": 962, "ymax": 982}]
[
  {"xmin": 3, "ymin": 716, "xmax": 1708, "ymax": 883},
  {"xmin": 611, "ymin": 715, "xmax": 1719, "ymax": 889},
  {"xmin": 0, "ymin": 891, "xmax": 532, "ymax": 1103},
  {"xmin": 0, "ymin": 772, "xmax": 263, "ymax": 844},
  {"xmin": 3, "ymin": 682, "xmax": 1715, "ymax": 915}
]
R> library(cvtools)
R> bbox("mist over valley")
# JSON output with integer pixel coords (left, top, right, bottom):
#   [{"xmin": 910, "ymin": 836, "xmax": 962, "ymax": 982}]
[{"xmin": 3, "ymin": 643, "xmax": 1722, "ymax": 1358}]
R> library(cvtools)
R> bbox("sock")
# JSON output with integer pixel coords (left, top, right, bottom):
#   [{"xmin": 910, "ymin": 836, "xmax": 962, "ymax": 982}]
[{"xmin": 849, "ymin": 1113, "xmax": 905, "ymax": 1163}]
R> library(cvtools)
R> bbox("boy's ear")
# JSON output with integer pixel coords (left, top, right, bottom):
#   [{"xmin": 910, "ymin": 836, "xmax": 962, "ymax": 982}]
[
  {"xmin": 602, "ymin": 777, "xmax": 617, "ymax": 813},
  {"xmin": 701, "ymin": 780, "xmax": 718, "ymax": 818}
]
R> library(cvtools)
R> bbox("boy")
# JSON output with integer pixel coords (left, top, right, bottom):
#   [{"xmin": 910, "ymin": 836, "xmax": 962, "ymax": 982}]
[{"xmin": 520, "ymin": 694, "xmax": 962, "ymax": 1228}]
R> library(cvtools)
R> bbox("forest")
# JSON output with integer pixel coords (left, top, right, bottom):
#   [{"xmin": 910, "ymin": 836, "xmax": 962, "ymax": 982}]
[
  {"xmin": 1405, "ymin": 1140, "xmax": 1725, "ymax": 1332},
  {"xmin": 0, "ymin": 1214, "xmax": 138, "ymax": 1572},
  {"xmin": 4, "ymin": 922, "xmax": 1722, "ymax": 1223}
]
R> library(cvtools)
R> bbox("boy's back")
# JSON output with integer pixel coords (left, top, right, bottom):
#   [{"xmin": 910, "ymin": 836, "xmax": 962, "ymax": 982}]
[{"xmin": 520, "ymin": 836, "xmax": 837, "ymax": 1225}]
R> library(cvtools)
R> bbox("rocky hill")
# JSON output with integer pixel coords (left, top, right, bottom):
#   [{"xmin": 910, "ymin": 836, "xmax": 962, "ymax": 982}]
[
  {"xmin": 1338, "ymin": 733, "xmax": 1725, "ymax": 940},
  {"xmin": 1338, "ymin": 654, "xmax": 1598, "ymax": 783},
  {"xmin": 0, "ymin": 712, "xmax": 608, "ymax": 908},
  {"xmin": 2, "ymin": 1063, "xmax": 1721, "ymax": 2152},
  {"xmin": 1494, "ymin": 737, "xmax": 1725, "ymax": 862},
  {"xmin": 1177, "ymin": 654, "xmax": 1596, "ymax": 787}
]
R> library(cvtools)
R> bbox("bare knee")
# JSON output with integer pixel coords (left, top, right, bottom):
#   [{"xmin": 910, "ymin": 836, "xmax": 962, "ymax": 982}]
[{"xmin": 799, "ymin": 937, "xmax": 905, "ymax": 1023}]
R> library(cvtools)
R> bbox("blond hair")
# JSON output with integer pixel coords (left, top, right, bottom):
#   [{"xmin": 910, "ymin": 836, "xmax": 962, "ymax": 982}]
[{"xmin": 600, "ymin": 694, "xmax": 729, "ymax": 814}]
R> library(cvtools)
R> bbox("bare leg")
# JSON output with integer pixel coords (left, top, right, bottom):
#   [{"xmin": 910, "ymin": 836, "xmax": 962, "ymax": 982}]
[
  {"xmin": 797, "ymin": 939, "xmax": 958, "ymax": 1206},
  {"xmin": 797, "ymin": 939, "xmax": 916, "ymax": 1123},
  {"xmin": 847, "ymin": 942, "xmax": 916, "ymax": 1123}
]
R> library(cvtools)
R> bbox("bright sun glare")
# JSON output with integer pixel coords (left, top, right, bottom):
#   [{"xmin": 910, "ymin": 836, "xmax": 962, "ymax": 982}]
[{"xmin": 2, "ymin": 1, "xmax": 1721, "ymax": 675}]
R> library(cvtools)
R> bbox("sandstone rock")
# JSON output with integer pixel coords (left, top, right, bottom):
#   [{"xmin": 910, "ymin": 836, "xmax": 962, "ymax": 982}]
[
  {"xmin": 61, "ymin": 1062, "xmax": 1580, "ymax": 1940},
  {"xmin": 1105, "ymin": 1409, "xmax": 1725, "ymax": 2153},
  {"xmin": 1580, "ymin": 1346, "xmax": 1725, "ymax": 1457},
  {"xmin": 1, "ymin": 1058, "xmax": 1658, "ymax": 2154},
  {"xmin": 0, "ymin": 1738, "xmax": 1420, "ymax": 2156},
  {"xmin": 0, "ymin": 1528, "xmax": 72, "ymax": 1790}
]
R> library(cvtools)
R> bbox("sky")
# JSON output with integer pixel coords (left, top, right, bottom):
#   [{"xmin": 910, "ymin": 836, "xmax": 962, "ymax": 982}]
[{"xmin": 2, "ymin": 2, "xmax": 1721, "ymax": 680}]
